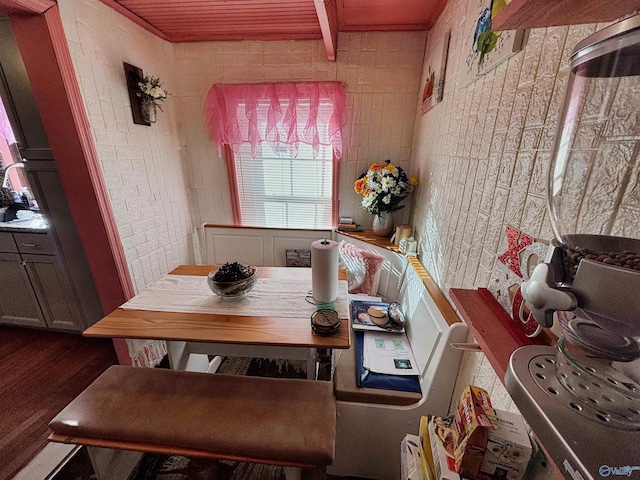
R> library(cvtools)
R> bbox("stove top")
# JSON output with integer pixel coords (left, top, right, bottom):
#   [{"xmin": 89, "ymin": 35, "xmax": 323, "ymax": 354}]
[{"xmin": 505, "ymin": 345, "xmax": 640, "ymax": 480}]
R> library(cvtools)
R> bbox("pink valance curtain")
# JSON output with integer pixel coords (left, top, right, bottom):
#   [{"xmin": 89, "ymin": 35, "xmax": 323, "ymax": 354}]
[
  {"xmin": 0, "ymin": 96, "xmax": 16, "ymax": 145},
  {"xmin": 204, "ymin": 81, "xmax": 347, "ymax": 159}
]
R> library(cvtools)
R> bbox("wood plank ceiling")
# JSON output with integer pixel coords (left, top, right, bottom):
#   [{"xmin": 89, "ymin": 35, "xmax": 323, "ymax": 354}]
[{"xmin": 100, "ymin": 0, "xmax": 446, "ymax": 60}]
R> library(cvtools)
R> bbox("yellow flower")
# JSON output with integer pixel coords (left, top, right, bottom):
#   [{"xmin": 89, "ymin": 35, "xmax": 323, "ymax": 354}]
[
  {"xmin": 385, "ymin": 163, "xmax": 398, "ymax": 174},
  {"xmin": 354, "ymin": 177, "xmax": 367, "ymax": 194},
  {"xmin": 409, "ymin": 175, "xmax": 419, "ymax": 186}
]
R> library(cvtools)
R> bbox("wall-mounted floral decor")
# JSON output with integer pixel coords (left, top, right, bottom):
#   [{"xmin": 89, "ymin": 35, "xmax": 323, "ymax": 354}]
[{"xmin": 123, "ymin": 62, "xmax": 169, "ymax": 126}]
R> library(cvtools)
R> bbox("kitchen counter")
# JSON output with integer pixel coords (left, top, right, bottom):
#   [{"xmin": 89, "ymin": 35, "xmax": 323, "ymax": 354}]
[{"xmin": 0, "ymin": 214, "xmax": 47, "ymax": 232}]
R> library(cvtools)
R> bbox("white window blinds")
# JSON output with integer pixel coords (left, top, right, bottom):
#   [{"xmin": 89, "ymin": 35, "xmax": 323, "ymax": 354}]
[{"xmin": 231, "ymin": 100, "xmax": 336, "ymax": 229}]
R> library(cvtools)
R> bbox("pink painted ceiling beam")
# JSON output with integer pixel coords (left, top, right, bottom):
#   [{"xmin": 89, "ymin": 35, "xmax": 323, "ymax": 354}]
[
  {"xmin": 8, "ymin": 6, "xmax": 135, "ymax": 314},
  {"xmin": 98, "ymin": 0, "xmax": 170, "ymax": 41},
  {"xmin": 314, "ymin": 0, "xmax": 338, "ymax": 62}
]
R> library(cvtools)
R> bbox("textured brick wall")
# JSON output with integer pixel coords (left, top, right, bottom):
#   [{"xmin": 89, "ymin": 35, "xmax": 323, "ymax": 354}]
[
  {"xmin": 410, "ymin": 0, "xmax": 634, "ymax": 415},
  {"xmin": 60, "ymin": 0, "xmax": 194, "ymax": 292},
  {"xmin": 174, "ymin": 32, "xmax": 427, "ymax": 230}
]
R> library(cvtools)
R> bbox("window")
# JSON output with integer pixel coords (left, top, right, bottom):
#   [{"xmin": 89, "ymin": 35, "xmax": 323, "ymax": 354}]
[
  {"xmin": 231, "ymin": 100, "xmax": 336, "ymax": 229},
  {"xmin": 204, "ymin": 82, "xmax": 347, "ymax": 229}
]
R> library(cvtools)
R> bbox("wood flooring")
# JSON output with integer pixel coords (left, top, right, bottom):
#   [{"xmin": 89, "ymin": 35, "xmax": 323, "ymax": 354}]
[{"xmin": 0, "ymin": 326, "xmax": 118, "ymax": 480}]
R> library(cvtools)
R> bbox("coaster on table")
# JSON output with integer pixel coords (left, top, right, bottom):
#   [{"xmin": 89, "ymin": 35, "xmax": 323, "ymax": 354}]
[{"xmin": 311, "ymin": 309, "xmax": 341, "ymax": 335}]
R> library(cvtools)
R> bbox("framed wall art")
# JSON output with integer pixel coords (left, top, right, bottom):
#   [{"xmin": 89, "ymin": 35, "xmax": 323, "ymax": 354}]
[
  {"xmin": 420, "ymin": 31, "xmax": 450, "ymax": 114},
  {"xmin": 459, "ymin": 0, "xmax": 527, "ymax": 88},
  {"xmin": 285, "ymin": 249, "xmax": 311, "ymax": 267}
]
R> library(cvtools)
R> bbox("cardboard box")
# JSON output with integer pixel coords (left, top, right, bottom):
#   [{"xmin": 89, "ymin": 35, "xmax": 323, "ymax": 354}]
[
  {"xmin": 480, "ymin": 409, "xmax": 533, "ymax": 480},
  {"xmin": 453, "ymin": 385, "xmax": 498, "ymax": 479},
  {"xmin": 418, "ymin": 416, "xmax": 435, "ymax": 480},
  {"xmin": 402, "ymin": 433, "xmax": 427, "ymax": 480},
  {"xmin": 427, "ymin": 416, "xmax": 460, "ymax": 480}
]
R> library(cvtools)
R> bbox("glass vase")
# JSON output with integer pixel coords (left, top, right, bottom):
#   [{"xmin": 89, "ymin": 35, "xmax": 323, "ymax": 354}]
[
  {"xmin": 141, "ymin": 100, "xmax": 156, "ymax": 124},
  {"xmin": 372, "ymin": 211, "xmax": 394, "ymax": 237}
]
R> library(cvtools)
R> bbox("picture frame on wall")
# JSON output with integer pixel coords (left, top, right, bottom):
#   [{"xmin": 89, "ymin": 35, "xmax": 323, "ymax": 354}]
[
  {"xmin": 285, "ymin": 249, "xmax": 311, "ymax": 267},
  {"xmin": 420, "ymin": 31, "xmax": 450, "ymax": 114},
  {"xmin": 459, "ymin": 0, "xmax": 527, "ymax": 88}
]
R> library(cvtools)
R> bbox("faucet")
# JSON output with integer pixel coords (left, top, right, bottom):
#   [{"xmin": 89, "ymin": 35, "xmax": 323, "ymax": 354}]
[{"xmin": 1, "ymin": 162, "xmax": 25, "ymax": 189}]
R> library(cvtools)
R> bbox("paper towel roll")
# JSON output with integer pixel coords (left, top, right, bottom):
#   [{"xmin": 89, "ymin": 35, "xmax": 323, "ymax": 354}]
[{"xmin": 311, "ymin": 238, "xmax": 339, "ymax": 303}]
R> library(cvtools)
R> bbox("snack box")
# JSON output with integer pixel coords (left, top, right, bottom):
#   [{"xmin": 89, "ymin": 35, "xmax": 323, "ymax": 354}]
[
  {"xmin": 402, "ymin": 433, "xmax": 427, "ymax": 480},
  {"xmin": 418, "ymin": 416, "xmax": 435, "ymax": 480},
  {"xmin": 427, "ymin": 415, "xmax": 460, "ymax": 480},
  {"xmin": 480, "ymin": 409, "xmax": 533, "ymax": 480},
  {"xmin": 453, "ymin": 385, "xmax": 498, "ymax": 479}
]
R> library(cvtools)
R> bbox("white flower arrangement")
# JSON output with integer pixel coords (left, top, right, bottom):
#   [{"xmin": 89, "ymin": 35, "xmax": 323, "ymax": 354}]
[
  {"xmin": 136, "ymin": 74, "xmax": 169, "ymax": 106},
  {"xmin": 354, "ymin": 160, "xmax": 418, "ymax": 216}
]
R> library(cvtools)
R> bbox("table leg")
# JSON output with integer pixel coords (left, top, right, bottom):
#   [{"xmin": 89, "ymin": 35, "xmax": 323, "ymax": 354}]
[
  {"xmin": 166, "ymin": 341, "xmax": 210, "ymax": 372},
  {"xmin": 87, "ymin": 447, "xmax": 142, "ymax": 480},
  {"xmin": 307, "ymin": 349, "xmax": 317, "ymax": 380},
  {"xmin": 283, "ymin": 466, "xmax": 302, "ymax": 480}
]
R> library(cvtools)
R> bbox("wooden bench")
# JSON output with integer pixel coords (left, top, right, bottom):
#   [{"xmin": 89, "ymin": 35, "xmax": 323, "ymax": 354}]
[
  {"xmin": 48, "ymin": 365, "xmax": 336, "ymax": 480},
  {"xmin": 328, "ymin": 238, "xmax": 469, "ymax": 480}
]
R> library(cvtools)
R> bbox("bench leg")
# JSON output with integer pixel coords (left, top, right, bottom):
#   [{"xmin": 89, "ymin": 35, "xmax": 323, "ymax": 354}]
[
  {"xmin": 206, "ymin": 355, "xmax": 223, "ymax": 373},
  {"xmin": 86, "ymin": 446, "xmax": 143, "ymax": 480},
  {"xmin": 283, "ymin": 466, "xmax": 302, "ymax": 480}
]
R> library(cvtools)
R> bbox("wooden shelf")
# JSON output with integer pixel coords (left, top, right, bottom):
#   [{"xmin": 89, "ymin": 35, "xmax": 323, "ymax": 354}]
[
  {"xmin": 449, "ymin": 288, "xmax": 555, "ymax": 382},
  {"xmin": 492, "ymin": 0, "xmax": 640, "ymax": 31},
  {"xmin": 450, "ymin": 288, "xmax": 564, "ymax": 479},
  {"xmin": 336, "ymin": 229, "xmax": 401, "ymax": 253}
]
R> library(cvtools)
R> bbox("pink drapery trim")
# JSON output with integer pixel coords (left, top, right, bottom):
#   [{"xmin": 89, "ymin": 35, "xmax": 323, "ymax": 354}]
[
  {"xmin": 0, "ymin": 96, "xmax": 16, "ymax": 145},
  {"xmin": 204, "ymin": 81, "xmax": 347, "ymax": 159}
]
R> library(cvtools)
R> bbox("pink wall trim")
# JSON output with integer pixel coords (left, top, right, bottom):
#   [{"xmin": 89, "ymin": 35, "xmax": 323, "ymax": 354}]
[
  {"xmin": 97, "ymin": 0, "xmax": 170, "ymax": 42},
  {"xmin": 332, "ymin": 153, "xmax": 339, "ymax": 228},
  {"xmin": 0, "ymin": 0, "xmax": 53, "ymax": 15},
  {"xmin": 8, "ymin": 6, "xmax": 135, "ymax": 364},
  {"xmin": 224, "ymin": 145, "xmax": 243, "ymax": 225},
  {"xmin": 112, "ymin": 339, "xmax": 132, "ymax": 366}
]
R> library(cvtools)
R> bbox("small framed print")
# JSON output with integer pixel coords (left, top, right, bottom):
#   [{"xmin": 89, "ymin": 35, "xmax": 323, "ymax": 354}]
[
  {"xmin": 420, "ymin": 31, "xmax": 450, "ymax": 114},
  {"xmin": 285, "ymin": 249, "xmax": 311, "ymax": 267},
  {"xmin": 459, "ymin": 0, "xmax": 527, "ymax": 88}
]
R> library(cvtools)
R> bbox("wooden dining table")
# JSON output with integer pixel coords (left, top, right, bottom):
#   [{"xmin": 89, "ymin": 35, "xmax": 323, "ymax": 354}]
[{"xmin": 83, "ymin": 265, "xmax": 351, "ymax": 379}]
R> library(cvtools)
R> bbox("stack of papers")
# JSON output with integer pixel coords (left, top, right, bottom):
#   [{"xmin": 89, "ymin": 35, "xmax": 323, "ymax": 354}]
[{"xmin": 363, "ymin": 331, "xmax": 419, "ymax": 375}]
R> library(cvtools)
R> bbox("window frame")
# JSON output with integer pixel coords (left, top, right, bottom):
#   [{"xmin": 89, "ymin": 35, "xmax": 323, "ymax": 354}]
[{"xmin": 224, "ymin": 144, "xmax": 340, "ymax": 229}]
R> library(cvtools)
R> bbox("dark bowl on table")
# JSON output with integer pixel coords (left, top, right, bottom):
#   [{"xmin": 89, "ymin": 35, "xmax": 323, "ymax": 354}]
[{"xmin": 207, "ymin": 266, "xmax": 258, "ymax": 301}]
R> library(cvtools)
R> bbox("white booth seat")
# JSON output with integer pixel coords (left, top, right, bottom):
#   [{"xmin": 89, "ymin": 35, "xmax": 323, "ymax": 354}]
[
  {"xmin": 202, "ymin": 226, "xmax": 468, "ymax": 480},
  {"xmin": 328, "ymin": 241, "xmax": 467, "ymax": 480},
  {"xmin": 201, "ymin": 224, "xmax": 332, "ymax": 266}
]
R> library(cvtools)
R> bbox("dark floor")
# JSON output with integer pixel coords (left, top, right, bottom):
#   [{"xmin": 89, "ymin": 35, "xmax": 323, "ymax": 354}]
[
  {"xmin": 0, "ymin": 326, "xmax": 118, "ymax": 480},
  {"xmin": 4, "ymin": 333, "xmax": 368, "ymax": 480}
]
